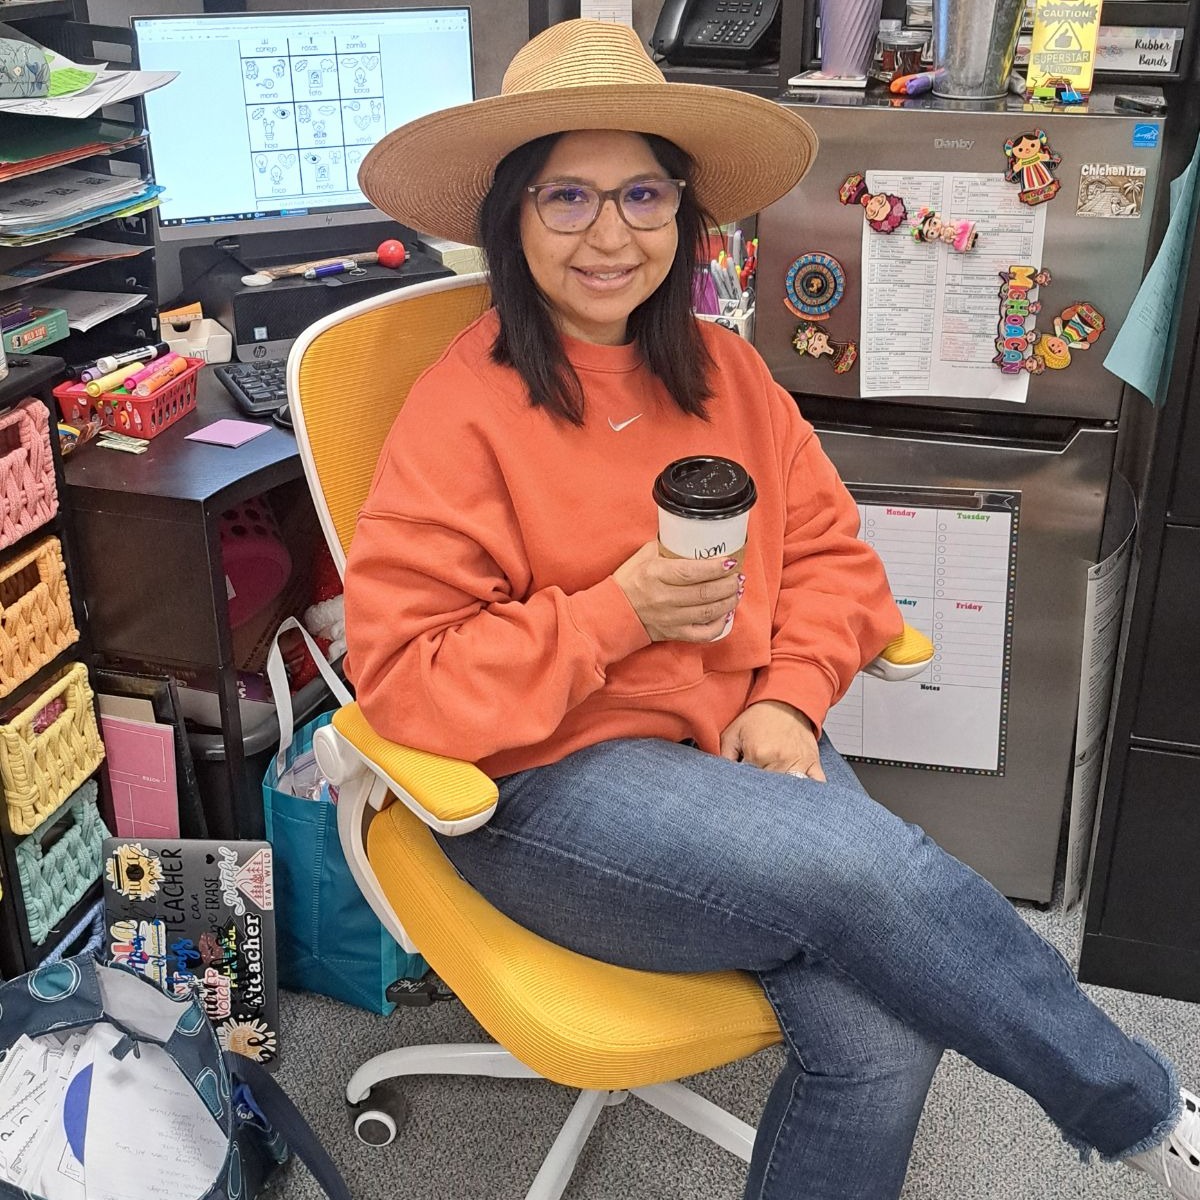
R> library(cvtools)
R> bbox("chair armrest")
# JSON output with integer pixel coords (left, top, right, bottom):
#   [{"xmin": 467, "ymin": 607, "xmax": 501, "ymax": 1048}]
[
  {"xmin": 320, "ymin": 703, "xmax": 499, "ymax": 835},
  {"xmin": 864, "ymin": 622, "xmax": 935, "ymax": 682}
]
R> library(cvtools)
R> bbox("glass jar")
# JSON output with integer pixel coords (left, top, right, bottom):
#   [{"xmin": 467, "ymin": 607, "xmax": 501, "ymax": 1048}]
[{"xmin": 873, "ymin": 29, "xmax": 929, "ymax": 82}]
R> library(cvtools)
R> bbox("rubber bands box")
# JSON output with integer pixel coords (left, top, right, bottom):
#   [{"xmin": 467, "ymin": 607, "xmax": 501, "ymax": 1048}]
[{"xmin": 52, "ymin": 356, "xmax": 205, "ymax": 440}]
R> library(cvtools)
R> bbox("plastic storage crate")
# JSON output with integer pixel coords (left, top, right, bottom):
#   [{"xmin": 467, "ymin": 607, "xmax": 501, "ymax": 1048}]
[
  {"xmin": 53, "ymin": 356, "xmax": 204, "ymax": 441},
  {"xmin": 0, "ymin": 536, "xmax": 79, "ymax": 702},
  {"xmin": 15, "ymin": 779, "xmax": 109, "ymax": 945},
  {"xmin": 0, "ymin": 662, "xmax": 105, "ymax": 836},
  {"xmin": 0, "ymin": 398, "xmax": 57, "ymax": 553}
]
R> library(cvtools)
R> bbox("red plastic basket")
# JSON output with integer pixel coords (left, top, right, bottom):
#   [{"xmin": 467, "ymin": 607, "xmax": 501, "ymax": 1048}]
[{"xmin": 53, "ymin": 356, "xmax": 205, "ymax": 441}]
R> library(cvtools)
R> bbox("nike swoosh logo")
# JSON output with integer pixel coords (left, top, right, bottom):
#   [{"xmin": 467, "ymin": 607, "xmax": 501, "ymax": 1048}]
[{"xmin": 608, "ymin": 414, "xmax": 643, "ymax": 432}]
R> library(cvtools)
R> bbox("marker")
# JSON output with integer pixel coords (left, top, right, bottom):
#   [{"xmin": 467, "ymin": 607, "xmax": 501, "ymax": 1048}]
[
  {"xmin": 85, "ymin": 362, "xmax": 146, "ymax": 397},
  {"xmin": 93, "ymin": 342, "xmax": 170, "ymax": 375},
  {"xmin": 904, "ymin": 69, "xmax": 946, "ymax": 95},
  {"xmin": 125, "ymin": 352, "xmax": 182, "ymax": 389},
  {"xmin": 133, "ymin": 355, "xmax": 188, "ymax": 397},
  {"xmin": 303, "ymin": 259, "xmax": 357, "ymax": 280}
]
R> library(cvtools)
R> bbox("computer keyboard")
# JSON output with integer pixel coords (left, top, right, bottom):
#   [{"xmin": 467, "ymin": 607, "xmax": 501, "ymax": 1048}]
[{"xmin": 213, "ymin": 359, "xmax": 288, "ymax": 417}]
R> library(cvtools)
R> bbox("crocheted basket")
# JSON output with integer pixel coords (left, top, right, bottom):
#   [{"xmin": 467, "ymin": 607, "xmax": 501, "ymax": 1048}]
[
  {"xmin": 0, "ymin": 661, "xmax": 105, "ymax": 836},
  {"xmin": 15, "ymin": 779, "xmax": 109, "ymax": 945},
  {"xmin": 0, "ymin": 536, "xmax": 79, "ymax": 702},
  {"xmin": 0, "ymin": 398, "xmax": 58, "ymax": 553}
]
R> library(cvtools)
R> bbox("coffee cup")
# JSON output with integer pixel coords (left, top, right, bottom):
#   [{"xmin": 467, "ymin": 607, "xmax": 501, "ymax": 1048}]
[{"xmin": 653, "ymin": 456, "xmax": 757, "ymax": 640}]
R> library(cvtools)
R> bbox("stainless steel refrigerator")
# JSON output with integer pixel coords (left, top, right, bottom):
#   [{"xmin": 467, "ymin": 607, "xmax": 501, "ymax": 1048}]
[{"xmin": 754, "ymin": 89, "xmax": 1164, "ymax": 901}]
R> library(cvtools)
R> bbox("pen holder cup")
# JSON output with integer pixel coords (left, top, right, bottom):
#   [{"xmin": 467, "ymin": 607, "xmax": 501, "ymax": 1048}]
[
  {"xmin": 15, "ymin": 779, "xmax": 109, "ymax": 945},
  {"xmin": 0, "ymin": 661, "xmax": 105, "ymax": 837},
  {"xmin": 696, "ymin": 305, "xmax": 755, "ymax": 341},
  {"xmin": 0, "ymin": 398, "xmax": 58, "ymax": 553}
]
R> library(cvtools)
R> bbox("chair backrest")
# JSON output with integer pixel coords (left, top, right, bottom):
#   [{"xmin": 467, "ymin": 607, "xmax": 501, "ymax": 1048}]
[{"xmin": 286, "ymin": 272, "xmax": 491, "ymax": 574}]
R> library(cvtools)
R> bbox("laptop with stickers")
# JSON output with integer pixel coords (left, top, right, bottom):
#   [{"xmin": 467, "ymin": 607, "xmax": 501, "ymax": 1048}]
[{"xmin": 100, "ymin": 837, "xmax": 279, "ymax": 1067}]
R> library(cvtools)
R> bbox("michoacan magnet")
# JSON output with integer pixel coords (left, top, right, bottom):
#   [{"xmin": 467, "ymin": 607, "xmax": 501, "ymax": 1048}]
[
  {"xmin": 993, "ymin": 265, "xmax": 1052, "ymax": 374},
  {"xmin": 838, "ymin": 172, "xmax": 907, "ymax": 233},
  {"xmin": 784, "ymin": 252, "xmax": 847, "ymax": 321},
  {"xmin": 1003, "ymin": 130, "xmax": 1062, "ymax": 206},
  {"xmin": 792, "ymin": 323, "xmax": 858, "ymax": 373}
]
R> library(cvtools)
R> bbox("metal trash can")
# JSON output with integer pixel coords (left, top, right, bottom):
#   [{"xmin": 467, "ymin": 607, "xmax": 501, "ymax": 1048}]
[{"xmin": 932, "ymin": 0, "xmax": 1025, "ymax": 98}]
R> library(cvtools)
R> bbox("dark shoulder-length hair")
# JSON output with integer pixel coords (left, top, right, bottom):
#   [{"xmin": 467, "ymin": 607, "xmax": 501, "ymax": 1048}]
[{"xmin": 477, "ymin": 131, "xmax": 716, "ymax": 426}]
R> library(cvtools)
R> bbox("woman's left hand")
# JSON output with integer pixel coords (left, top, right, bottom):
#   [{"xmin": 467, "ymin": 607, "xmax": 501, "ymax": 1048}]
[{"xmin": 718, "ymin": 700, "xmax": 826, "ymax": 781}]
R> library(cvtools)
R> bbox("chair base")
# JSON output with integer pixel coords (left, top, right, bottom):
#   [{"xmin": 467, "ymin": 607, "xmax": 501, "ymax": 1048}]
[{"xmin": 345, "ymin": 1042, "xmax": 757, "ymax": 1200}]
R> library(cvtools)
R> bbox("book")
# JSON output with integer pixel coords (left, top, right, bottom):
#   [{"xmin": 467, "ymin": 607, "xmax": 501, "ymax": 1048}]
[{"xmin": 101, "ymin": 837, "xmax": 280, "ymax": 1067}]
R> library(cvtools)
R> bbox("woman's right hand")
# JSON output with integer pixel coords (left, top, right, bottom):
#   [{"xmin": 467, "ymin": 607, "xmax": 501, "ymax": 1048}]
[{"xmin": 613, "ymin": 540, "xmax": 744, "ymax": 643}]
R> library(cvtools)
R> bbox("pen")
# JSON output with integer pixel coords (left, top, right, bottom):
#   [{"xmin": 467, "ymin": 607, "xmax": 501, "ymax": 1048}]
[{"xmin": 303, "ymin": 259, "xmax": 358, "ymax": 280}]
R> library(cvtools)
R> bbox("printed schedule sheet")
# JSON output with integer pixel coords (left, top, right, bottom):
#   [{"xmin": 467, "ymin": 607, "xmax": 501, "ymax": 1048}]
[
  {"xmin": 825, "ymin": 490, "xmax": 1019, "ymax": 773},
  {"xmin": 859, "ymin": 170, "xmax": 1047, "ymax": 403}
]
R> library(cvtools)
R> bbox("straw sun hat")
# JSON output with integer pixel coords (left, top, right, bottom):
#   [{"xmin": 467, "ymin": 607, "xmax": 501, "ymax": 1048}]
[{"xmin": 358, "ymin": 18, "xmax": 818, "ymax": 246}]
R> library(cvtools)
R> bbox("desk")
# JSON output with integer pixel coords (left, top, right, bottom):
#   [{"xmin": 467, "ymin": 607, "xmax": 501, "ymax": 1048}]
[{"xmin": 63, "ymin": 368, "xmax": 304, "ymax": 837}]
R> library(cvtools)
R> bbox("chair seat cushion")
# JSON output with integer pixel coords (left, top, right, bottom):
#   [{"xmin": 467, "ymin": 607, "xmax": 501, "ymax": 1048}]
[{"xmin": 367, "ymin": 799, "xmax": 782, "ymax": 1091}]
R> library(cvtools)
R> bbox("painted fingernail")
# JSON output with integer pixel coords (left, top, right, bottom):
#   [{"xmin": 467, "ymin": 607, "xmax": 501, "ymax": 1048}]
[
  {"xmin": 737, "ymin": 573, "xmax": 746, "ymax": 584},
  {"xmin": 736, "ymin": 584, "xmax": 745, "ymax": 598},
  {"xmin": 724, "ymin": 610, "xmax": 735, "ymax": 624},
  {"xmin": 722, "ymin": 558, "xmax": 738, "ymax": 570}
]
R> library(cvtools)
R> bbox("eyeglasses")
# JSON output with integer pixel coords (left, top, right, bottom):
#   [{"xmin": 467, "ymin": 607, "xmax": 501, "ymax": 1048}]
[{"xmin": 525, "ymin": 179, "xmax": 686, "ymax": 233}]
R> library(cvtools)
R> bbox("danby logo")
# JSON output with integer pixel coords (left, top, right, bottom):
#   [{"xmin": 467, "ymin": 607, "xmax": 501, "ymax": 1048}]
[{"xmin": 934, "ymin": 137, "xmax": 975, "ymax": 150}]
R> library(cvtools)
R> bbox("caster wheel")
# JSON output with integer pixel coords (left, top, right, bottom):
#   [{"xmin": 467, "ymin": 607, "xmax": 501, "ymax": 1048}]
[{"xmin": 354, "ymin": 1108, "xmax": 397, "ymax": 1146}]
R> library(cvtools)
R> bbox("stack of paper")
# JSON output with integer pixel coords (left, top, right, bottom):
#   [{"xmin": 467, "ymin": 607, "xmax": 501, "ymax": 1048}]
[
  {"xmin": 0, "ymin": 167, "xmax": 163, "ymax": 246},
  {"xmin": 0, "ymin": 236, "xmax": 147, "ymax": 293},
  {"xmin": 0, "ymin": 117, "xmax": 145, "ymax": 184},
  {"xmin": 0, "ymin": 1025, "xmax": 227, "ymax": 1200},
  {"xmin": 0, "ymin": 50, "xmax": 176, "ymax": 121},
  {"xmin": 27, "ymin": 286, "xmax": 149, "ymax": 332}
]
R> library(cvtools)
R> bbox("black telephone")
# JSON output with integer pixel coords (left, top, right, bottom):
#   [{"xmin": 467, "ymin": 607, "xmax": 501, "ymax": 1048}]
[{"xmin": 650, "ymin": 0, "xmax": 782, "ymax": 67}]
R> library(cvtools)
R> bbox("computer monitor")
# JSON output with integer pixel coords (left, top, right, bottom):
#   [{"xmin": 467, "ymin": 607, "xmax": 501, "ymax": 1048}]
[{"xmin": 132, "ymin": 8, "xmax": 474, "ymax": 244}]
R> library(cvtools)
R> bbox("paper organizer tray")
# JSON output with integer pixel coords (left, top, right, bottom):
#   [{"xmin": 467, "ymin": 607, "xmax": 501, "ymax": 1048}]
[
  {"xmin": 0, "ymin": 536, "xmax": 80, "ymax": 703},
  {"xmin": 0, "ymin": 662, "xmax": 105, "ymax": 836},
  {"xmin": 53, "ymin": 356, "xmax": 205, "ymax": 441}
]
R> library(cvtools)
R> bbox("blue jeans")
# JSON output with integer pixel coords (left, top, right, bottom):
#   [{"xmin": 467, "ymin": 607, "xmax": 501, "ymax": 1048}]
[{"xmin": 435, "ymin": 737, "xmax": 1179, "ymax": 1199}]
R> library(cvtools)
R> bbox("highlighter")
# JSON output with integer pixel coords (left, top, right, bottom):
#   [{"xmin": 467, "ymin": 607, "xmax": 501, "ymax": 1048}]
[
  {"xmin": 85, "ymin": 362, "xmax": 147, "ymax": 397},
  {"xmin": 133, "ymin": 355, "xmax": 188, "ymax": 397},
  {"xmin": 126, "ymin": 352, "xmax": 182, "ymax": 389}
]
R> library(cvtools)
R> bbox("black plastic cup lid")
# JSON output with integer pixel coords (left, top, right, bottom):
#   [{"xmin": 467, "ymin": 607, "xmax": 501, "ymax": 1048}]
[{"xmin": 652, "ymin": 456, "xmax": 757, "ymax": 519}]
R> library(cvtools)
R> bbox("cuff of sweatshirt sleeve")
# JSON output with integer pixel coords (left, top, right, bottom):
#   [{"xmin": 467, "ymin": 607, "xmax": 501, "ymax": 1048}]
[
  {"xmin": 567, "ymin": 575, "xmax": 652, "ymax": 667},
  {"xmin": 747, "ymin": 660, "xmax": 839, "ymax": 737}
]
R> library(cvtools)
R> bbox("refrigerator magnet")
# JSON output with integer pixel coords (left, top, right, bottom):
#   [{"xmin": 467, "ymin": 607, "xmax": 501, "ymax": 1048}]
[
  {"xmin": 910, "ymin": 207, "xmax": 979, "ymax": 253},
  {"xmin": 784, "ymin": 252, "xmax": 846, "ymax": 321},
  {"xmin": 1034, "ymin": 302, "xmax": 1106, "ymax": 369},
  {"xmin": 838, "ymin": 173, "xmax": 907, "ymax": 232},
  {"xmin": 792, "ymin": 323, "xmax": 858, "ymax": 374},
  {"xmin": 994, "ymin": 265, "xmax": 1052, "ymax": 374},
  {"xmin": 1002, "ymin": 130, "xmax": 1063, "ymax": 205}
]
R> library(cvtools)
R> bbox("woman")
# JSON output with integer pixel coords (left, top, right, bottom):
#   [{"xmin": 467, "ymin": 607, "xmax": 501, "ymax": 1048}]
[{"xmin": 345, "ymin": 20, "xmax": 1198, "ymax": 1200}]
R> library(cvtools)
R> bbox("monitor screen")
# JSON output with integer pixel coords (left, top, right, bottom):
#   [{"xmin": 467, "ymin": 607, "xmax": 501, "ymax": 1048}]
[{"xmin": 133, "ymin": 8, "xmax": 473, "ymax": 242}]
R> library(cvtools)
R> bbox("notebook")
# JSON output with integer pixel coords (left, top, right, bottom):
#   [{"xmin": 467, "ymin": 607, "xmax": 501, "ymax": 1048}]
[{"xmin": 101, "ymin": 837, "xmax": 279, "ymax": 1067}]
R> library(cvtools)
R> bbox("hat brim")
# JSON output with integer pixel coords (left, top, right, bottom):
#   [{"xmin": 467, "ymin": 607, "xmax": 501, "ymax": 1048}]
[{"xmin": 358, "ymin": 82, "xmax": 818, "ymax": 246}]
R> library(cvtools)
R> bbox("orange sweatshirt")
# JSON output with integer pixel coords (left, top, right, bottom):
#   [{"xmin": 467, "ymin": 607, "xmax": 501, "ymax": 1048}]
[{"xmin": 344, "ymin": 310, "xmax": 903, "ymax": 780}]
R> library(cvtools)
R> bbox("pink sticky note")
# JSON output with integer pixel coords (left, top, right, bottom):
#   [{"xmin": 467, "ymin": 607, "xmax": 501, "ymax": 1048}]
[{"xmin": 185, "ymin": 418, "xmax": 271, "ymax": 447}]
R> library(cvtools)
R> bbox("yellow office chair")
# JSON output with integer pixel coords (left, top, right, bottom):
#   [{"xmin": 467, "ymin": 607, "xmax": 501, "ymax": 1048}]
[{"xmin": 286, "ymin": 272, "xmax": 934, "ymax": 1199}]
